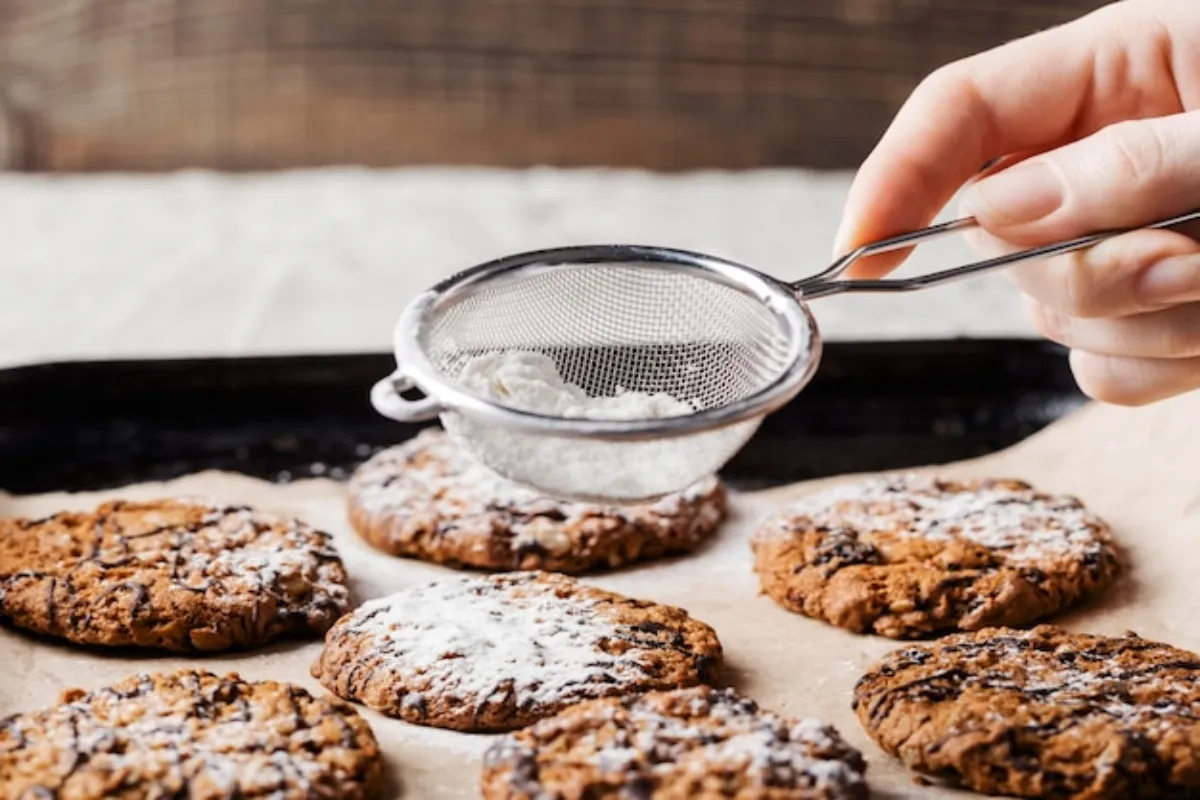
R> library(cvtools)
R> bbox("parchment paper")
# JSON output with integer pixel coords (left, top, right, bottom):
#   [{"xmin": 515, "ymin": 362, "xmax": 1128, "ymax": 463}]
[{"xmin": 2, "ymin": 391, "xmax": 1199, "ymax": 799}]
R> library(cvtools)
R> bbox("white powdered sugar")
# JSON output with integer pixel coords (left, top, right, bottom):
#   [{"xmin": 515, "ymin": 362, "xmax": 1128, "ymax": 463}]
[
  {"xmin": 452, "ymin": 350, "xmax": 713, "ymax": 501},
  {"xmin": 766, "ymin": 474, "xmax": 1110, "ymax": 563},
  {"xmin": 342, "ymin": 573, "xmax": 700, "ymax": 711},
  {"xmin": 459, "ymin": 351, "xmax": 694, "ymax": 421},
  {"xmin": 593, "ymin": 724, "xmax": 860, "ymax": 790}
]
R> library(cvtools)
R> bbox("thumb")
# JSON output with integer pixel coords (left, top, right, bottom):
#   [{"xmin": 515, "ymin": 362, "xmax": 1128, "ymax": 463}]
[{"xmin": 961, "ymin": 111, "xmax": 1200, "ymax": 244}]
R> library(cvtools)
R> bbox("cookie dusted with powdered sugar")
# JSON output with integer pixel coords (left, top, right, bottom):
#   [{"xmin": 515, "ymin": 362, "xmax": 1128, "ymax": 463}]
[
  {"xmin": 854, "ymin": 626, "xmax": 1200, "ymax": 798},
  {"xmin": 311, "ymin": 571, "xmax": 723, "ymax": 732},
  {"xmin": 751, "ymin": 475, "xmax": 1119, "ymax": 638},
  {"xmin": 347, "ymin": 428, "xmax": 725, "ymax": 573},
  {"xmin": 0, "ymin": 670, "xmax": 383, "ymax": 799},
  {"xmin": 0, "ymin": 500, "xmax": 349, "ymax": 651},
  {"xmin": 482, "ymin": 686, "xmax": 869, "ymax": 799}
]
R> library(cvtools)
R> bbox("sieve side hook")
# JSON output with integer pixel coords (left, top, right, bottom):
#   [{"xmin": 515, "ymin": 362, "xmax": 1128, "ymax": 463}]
[
  {"xmin": 370, "ymin": 369, "xmax": 443, "ymax": 422},
  {"xmin": 791, "ymin": 209, "xmax": 1200, "ymax": 300}
]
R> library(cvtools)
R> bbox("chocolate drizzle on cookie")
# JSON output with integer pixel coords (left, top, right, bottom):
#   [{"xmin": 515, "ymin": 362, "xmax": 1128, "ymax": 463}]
[
  {"xmin": 0, "ymin": 670, "xmax": 382, "ymax": 799},
  {"xmin": 0, "ymin": 500, "xmax": 350, "ymax": 651},
  {"xmin": 311, "ymin": 571, "xmax": 724, "ymax": 732},
  {"xmin": 482, "ymin": 686, "xmax": 868, "ymax": 799}
]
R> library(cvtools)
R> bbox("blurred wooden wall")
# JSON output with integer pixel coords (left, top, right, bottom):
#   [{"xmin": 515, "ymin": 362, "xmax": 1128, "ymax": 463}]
[{"xmin": 0, "ymin": 0, "xmax": 1112, "ymax": 172}]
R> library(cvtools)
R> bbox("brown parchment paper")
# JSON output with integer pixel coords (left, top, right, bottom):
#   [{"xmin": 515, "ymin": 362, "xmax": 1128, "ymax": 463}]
[{"xmin": 3, "ymin": 391, "xmax": 1199, "ymax": 799}]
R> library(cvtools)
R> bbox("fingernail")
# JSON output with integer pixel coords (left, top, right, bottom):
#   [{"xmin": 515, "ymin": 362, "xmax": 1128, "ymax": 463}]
[
  {"xmin": 1139, "ymin": 256, "xmax": 1200, "ymax": 304},
  {"xmin": 963, "ymin": 160, "xmax": 1064, "ymax": 224},
  {"xmin": 832, "ymin": 220, "xmax": 850, "ymax": 258}
]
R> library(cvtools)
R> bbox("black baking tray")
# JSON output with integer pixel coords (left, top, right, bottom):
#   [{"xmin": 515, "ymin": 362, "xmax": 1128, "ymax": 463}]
[{"xmin": 0, "ymin": 340, "xmax": 1085, "ymax": 496}]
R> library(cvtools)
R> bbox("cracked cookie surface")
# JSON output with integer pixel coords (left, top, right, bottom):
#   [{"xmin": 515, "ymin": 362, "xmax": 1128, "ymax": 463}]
[
  {"xmin": 311, "ymin": 571, "xmax": 723, "ymax": 732},
  {"xmin": 0, "ymin": 669, "xmax": 383, "ymax": 799},
  {"xmin": 348, "ymin": 429, "xmax": 726, "ymax": 573},
  {"xmin": 0, "ymin": 500, "xmax": 349, "ymax": 651},
  {"xmin": 854, "ymin": 625, "xmax": 1200, "ymax": 798},
  {"xmin": 482, "ymin": 685, "xmax": 868, "ymax": 799},
  {"xmin": 751, "ymin": 475, "xmax": 1119, "ymax": 638}
]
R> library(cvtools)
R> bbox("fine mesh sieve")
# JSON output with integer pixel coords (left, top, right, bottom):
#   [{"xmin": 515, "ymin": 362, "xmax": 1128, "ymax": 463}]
[{"xmin": 372, "ymin": 210, "xmax": 1200, "ymax": 503}]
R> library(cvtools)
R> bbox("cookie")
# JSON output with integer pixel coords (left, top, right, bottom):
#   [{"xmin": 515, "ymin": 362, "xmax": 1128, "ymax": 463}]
[
  {"xmin": 751, "ymin": 475, "xmax": 1119, "ymax": 638},
  {"xmin": 853, "ymin": 626, "xmax": 1200, "ymax": 798},
  {"xmin": 347, "ymin": 428, "xmax": 726, "ymax": 573},
  {"xmin": 311, "ymin": 571, "xmax": 723, "ymax": 732},
  {"xmin": 0, "ymin": 669, "xmax": 383, "ymax": 799},
  {"xmin": 0, "ymin": 500, "xmax": 350, "ymax": 651},
  {"xmin": 482, "ymin": 685, "xmax": 869, "ymax": 799}
]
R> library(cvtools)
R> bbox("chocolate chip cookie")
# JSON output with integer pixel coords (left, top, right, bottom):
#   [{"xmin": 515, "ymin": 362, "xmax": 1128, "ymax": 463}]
[
  {"xmin": 854, "ymin": 625, "xmax": 1200, "ymax": 798},
  {"xmin": 0, "ymin": 669, "xmax": 383, "ymax": 799},
  {"xmin": 482, "ymin": 685, "xmax": 869, "ymax": 799},
  {"xmin": 0, "ymin": 500, "xmax": 350, "ymax": 651},
  {"xmin": 347, "ymin": 429, "xmax": 726, "ymax": 573},
  {"xmin": 311, "ymin": 571, "xmax": 723, "ymax": 732},
  {"xmin": 752, "ymin": 475, "xmax": 1119, "ymax": 638}
]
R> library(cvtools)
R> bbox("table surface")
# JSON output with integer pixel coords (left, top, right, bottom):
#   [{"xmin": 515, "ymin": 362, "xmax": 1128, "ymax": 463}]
[{"xmin": 0, "ymin": 167, "xmax": 1032, "ymax": 369}]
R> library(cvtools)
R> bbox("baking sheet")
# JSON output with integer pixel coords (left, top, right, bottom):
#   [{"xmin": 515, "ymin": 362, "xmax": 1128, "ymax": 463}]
[
  {"xmin": 0, "ymin": 341, "xmax": 1081, "ymax": 496},
  {"xmin": 2, "ymin": 391, "xmax": 1198, "ymax": 799}
]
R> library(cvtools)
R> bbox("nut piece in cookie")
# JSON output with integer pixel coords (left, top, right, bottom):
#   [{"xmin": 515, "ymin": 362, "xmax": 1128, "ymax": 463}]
[
  {"xmin": 482, "ymin": 685, "xmax": 869, "ymax": 800},
  {"xmin": 0, "ymin": 500, "xmax": 350, "ymax": 651},
  {"xmin": 0, "ymin": 669, "xmax": 383, "ymax": 799},
  {"xmin": 854, "ymin": 625, "xmax": 1200, "ymax": 799},
  {"xmin": 347, "ymin": 428, "xmax": 726, "ymax": 573},
  {"xmin": 751, "ymin": 475, "xmax": 1119, "ymax": 638},
  {"xmin": 311, "ymin": 571, "xmax": 723, "ymax": 732}
]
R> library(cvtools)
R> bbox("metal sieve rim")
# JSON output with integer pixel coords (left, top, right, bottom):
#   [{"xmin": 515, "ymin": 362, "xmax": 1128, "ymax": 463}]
[{"xmin": 391, "ymin": 244, "xmax": 822, "ymax": 442}]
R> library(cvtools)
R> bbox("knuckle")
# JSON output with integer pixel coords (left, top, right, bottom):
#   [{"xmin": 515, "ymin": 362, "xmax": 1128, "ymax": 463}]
[
  {"xmin": 921, "ymin": 63, "xmax": 961, "ymax": 92},
  {"xmin": 916, "ymin": 62, "xmax": 978, "ymax": 109},
  {"xmin": 1099, "ymin": 120, "xmax": 1168, "ymax": 193},
  {"xmin": 1027, "ymin": 300, "xmax": 1070, "ymax": 343},
  {"xmin": 1055, "ymin": 258, "xmax": 1103, "ymax": 318}
]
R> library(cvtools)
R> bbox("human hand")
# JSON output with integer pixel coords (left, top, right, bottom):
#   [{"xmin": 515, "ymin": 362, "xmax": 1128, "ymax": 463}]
[{"xmin": 835, "ymin": 0, "xmax": 1200, "ymax": 405}]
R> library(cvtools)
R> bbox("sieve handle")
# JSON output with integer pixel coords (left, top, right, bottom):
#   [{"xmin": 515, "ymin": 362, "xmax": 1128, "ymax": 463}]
[
  {"xmin": 370, "ymin": 370, "xmax": 443, "ymax": 422},
  {"xmin": 792, "ymin": 209, "xmax": 1200, "ymax": 300}
]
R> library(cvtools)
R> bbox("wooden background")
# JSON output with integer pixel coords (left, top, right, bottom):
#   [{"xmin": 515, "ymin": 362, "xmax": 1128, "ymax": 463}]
[{"xmin": 0, "ymin": 0, "xmax": 1112, "ymax": 172}]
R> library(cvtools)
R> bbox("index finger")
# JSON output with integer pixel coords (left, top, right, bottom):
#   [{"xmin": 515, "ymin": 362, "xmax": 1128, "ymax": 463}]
[{"xmin": 835, "ymin": 5, "xmax": 1117, "ymax": 278}]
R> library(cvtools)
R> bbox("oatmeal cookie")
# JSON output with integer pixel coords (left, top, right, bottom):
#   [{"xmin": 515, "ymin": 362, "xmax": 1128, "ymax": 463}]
[
  {"xmin": 0, "ymin": 500, "xmax": 349, "ymax": 651},
  {"xmin": 0, "ymin": 669, "xmax": 383, "ymax": 799},
  {"xmin": 347, "ymin": 429, "xmax": 726, "ymax": 573},
  {"xmin": 853, "ymin": 625, "xmax": 1200, "ymax": 798},
  {"xmin": 482, "ymin": 685, "xmax": 869, "ymax": 799},
  {"xmin": 311, "ymin": 571, "xmax": 723, "ymax": 732},
  {"xmin": 751, "ymin": 475, "xmax": 1119, "ymax": 638}
]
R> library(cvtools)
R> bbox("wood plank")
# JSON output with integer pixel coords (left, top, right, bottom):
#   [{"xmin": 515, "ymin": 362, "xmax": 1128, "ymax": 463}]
[{"xmin": 0, "ymin": 0, "xmax": 1113, "ymax": 170}]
